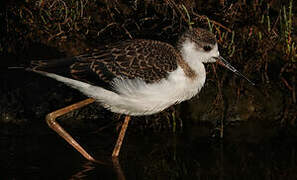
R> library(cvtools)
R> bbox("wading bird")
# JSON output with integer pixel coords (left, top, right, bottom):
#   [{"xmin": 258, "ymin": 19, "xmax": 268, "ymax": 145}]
[{"xmin": 30, "ymin": 28, "xmax": 254, "ymax": 161}]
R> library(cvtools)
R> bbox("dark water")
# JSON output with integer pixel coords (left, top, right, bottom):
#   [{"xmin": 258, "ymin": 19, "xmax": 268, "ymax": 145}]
[{"xmin": 1, "ymin": 121, "xmax": 297, "ymax": 180}]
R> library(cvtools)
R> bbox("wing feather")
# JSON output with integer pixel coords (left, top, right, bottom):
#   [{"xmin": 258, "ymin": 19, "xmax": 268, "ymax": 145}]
[{"xmin": 71, "ymin": 39, "xmax": 179, "ymax": 84}]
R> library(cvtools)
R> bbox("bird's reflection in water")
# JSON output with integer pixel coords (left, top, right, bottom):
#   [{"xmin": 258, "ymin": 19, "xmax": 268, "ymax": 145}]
[
  {"xmin": 112, "ymin": 158, "xmax": 126, "ymax": 180},
  {"xmin": 69, "ymin": 158, "xmax": 125, "ymax": 180},
  {"xmin": 69, "ymin": 161, "xmax": 95, "ymax": 180}
]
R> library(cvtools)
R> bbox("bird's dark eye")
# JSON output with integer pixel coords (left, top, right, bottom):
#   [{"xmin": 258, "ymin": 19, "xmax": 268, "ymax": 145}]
[{"xmin": 203, "ymin": 45, "xmax": 212, "ymax": 52}]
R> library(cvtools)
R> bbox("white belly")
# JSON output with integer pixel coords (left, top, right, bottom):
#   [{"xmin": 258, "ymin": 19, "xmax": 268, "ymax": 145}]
[{"xmin": 103, "ymin": 66, "xmax": 206, "ymax": 116}]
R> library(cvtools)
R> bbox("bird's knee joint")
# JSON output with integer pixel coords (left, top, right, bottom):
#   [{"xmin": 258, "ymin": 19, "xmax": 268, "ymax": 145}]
[{"xmin": 46, "ymin": 113, "xmax": 57, "ymax": 128}]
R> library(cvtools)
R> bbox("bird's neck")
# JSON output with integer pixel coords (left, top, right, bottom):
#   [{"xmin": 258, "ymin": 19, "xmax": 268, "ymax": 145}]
[{"xmin": 178, "ymin": 40, "xmax": 206, "ymax": 81}]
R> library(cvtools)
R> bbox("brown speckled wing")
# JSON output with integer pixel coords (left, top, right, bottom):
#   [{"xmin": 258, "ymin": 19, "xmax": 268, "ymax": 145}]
[{"xmin": 70, "ymin": 39, "xmax": 178, "ymax": 85}]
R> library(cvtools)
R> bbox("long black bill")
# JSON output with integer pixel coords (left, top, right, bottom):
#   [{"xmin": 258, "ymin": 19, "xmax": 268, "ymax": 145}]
[{"xmin": 215, "ymin": 56, "xmax": 255, "ymax": 86}]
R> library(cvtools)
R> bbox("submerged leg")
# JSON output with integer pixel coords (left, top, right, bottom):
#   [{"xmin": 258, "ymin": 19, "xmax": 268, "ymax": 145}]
[
  {"xmin": 46, "ymin": 98, "xmax": 96, "ymax": 161},
  {"xmin": 112, "ymin": 115, "xmax": 131, "ymax": 157}
]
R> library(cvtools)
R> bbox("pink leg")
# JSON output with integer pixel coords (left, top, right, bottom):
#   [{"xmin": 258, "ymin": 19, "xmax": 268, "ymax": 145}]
[
  {"xmin": 112, "ymin": 115, "xmax": 131, "ymax": 157},
  {"xmin": 46, "ymin": 98, "xmax": 96, "ymax": 161}
]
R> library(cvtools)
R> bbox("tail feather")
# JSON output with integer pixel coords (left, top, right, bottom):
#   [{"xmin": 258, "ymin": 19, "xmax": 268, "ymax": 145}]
[
  {"xmin": 33, "ymin": 69, "xmax": 120, "ymax": 109},
  {"xmin": 30, "ymin": 57, "xmax": 78, "ymax": 75},
  {"xmin": 10, "ymin": 56, "xmax": 114, "ymax": 90}
]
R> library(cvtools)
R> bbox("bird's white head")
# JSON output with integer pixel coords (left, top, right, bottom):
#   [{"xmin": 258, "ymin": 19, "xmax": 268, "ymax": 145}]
[
  {"xmin": 177, "ymin": 28, "xmax": 255, "ymax": 85},
  {"xmin": 177, "ymin": 28, "xmax": 220, "ymax": 64}
]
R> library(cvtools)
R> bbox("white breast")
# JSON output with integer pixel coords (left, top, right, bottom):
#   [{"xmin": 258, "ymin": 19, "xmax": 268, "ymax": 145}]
[{"xmin": 106, "ymin": 64, "xmax": 206, "ymax": 116}]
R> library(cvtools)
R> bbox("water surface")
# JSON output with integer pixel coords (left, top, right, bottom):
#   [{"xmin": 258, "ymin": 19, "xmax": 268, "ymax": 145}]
[{"xmin": 1, "ymin": 121, "xmax": 297, "ymax": 180}]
